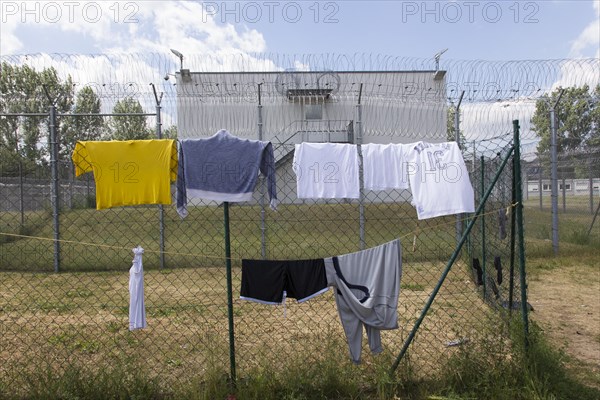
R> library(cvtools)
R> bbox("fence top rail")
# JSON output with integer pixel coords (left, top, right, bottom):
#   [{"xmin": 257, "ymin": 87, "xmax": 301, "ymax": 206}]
[
  {"xmin": 0, "ymin": 112, "xmax": 158, "ymax": 117},
  {"xmin": 58, "ymin": 113, "xmax": 157, "ymax": 117},
  {"xmin": 0, "ymin": 113, "xmax": 49, "ymax": 117}
]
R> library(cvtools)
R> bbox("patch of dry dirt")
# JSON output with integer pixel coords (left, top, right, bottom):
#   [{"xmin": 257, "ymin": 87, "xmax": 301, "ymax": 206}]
[{"xmin": 528, "ymin": 259, "xmax": 600, "ymax": 386}]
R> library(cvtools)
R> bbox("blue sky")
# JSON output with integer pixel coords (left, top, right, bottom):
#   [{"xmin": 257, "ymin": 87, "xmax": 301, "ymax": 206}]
[{"xmin": 1, "ymin": 1, "xmax": 598, "ymax": 60}]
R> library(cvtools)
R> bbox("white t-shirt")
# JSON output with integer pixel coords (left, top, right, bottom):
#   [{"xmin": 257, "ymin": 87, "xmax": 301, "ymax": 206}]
[
  {"xmin": 293, "ymin": 143, "xmax": 360, "ymax": 199},
  {"xmin": 362, "ymin": 143, "xmax": 409, "ymax": 191},
  {"xmin": 129, "ymin": 246, "xmax": 147, "ymax": 331},
  {"xmin": 404, "ymin": 141, "xmax": 475, "ymax": 220}
]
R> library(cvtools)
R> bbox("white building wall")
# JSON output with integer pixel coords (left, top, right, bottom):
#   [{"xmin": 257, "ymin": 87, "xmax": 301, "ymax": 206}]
[
  {"xmin": 176, "ymin": 70, "xmax": 448, "ymax": 205},
  {"xmin": 176, "ymin": 71, "xmax": 447, "ymax": 143}
]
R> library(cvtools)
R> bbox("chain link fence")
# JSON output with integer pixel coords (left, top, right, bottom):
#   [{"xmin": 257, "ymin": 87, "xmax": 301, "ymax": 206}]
[
  {"xmin": 521, "ymin": 150, "xmax": 600, "ymax": 257},
  {"xmin": 0, "ymin": 113, "xmax": 525, "ymax": 396},
  {"xmin": 4, "ymin": 53, "xmax": 597, "ymax": 396}
]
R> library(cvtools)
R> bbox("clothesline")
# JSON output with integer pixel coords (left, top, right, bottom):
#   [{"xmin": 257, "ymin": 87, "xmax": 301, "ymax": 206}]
[{"xmin": 0, "ymin": 203, "xmax": 519, "ymax": 263}]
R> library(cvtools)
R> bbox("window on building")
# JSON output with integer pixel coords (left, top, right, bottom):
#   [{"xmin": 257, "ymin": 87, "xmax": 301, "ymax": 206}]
[
  {"xmin": 305, "ymin": 104, "xmax": 323, "ymax": 120},
  {"xmin": 543, "ymin": 184, "xmax": 551, "ymax": 191}
]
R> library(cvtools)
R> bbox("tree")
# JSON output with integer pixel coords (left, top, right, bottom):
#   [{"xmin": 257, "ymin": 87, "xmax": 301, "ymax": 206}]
[
  {"xmin": 60, "ymin": 86, "xmax": 104, "ymax": 162},
  {"xmin": 447, "ymin": 103, "xmax": 466, "ymax": 145},
  {"xmin": 109, "ymin": 97, "xmax": 152, "ymax": 140},
  {"xmin": 532, "ymin": 85, "xmax": 600, "ymax": 154},
  {"xmin": 162, "ymin": 125, "xmax": 177, "ymax": 139},
  {"xmin": 531, "ymin": 85, "xmax": 600, "ymax": 179},
  {"xmin": 587, "ymin": 85, "xmax": 600, "ymax": 148},
  {"xmin": 0, "ymin": 62, "xmax": 74, "ymax": 176}
]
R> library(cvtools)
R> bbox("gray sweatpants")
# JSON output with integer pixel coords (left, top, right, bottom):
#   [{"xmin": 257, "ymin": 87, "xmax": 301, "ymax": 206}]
[
  {"xmin": 334, "ymin": 291, "xmax": 383, "ymax": 363},
  {"xmin": 325, "ymin": 239, "xmax": 402, "ymax": 364}
]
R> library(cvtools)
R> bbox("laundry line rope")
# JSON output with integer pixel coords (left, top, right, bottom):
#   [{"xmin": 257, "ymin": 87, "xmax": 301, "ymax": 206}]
[{"xmin": 0, "ymin": 203, "xmax": 519, "ymax": 262}]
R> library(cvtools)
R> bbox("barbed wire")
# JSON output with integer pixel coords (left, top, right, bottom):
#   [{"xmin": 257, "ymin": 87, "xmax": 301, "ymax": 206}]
[{"xmin": 1, "ymin": 53, "xmax": 598, "ymax": 153}]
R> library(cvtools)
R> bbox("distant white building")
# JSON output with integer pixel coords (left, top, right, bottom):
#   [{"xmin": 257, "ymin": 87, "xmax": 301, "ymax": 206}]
[{"xmin": 527, "ymin": 178, "xmax": 600, "ymax": 196}]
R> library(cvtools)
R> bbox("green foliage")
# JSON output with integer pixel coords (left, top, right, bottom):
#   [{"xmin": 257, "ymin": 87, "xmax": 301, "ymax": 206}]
[
  {"xmin": 531, "ymin": 85, "xmax": 600, "ymax": 179},
  {"xmin": 566, "ymin": 228, "xmax": 591, "ymax": 246},
  {"xmin": 0, "ymin": 62, "xmax": 74, "ymax": 176},
  {"xmin": 162, "ymin": 124, "xmax": 178, "ymax": 139},
  {"xmin": 532, "ymin": 85, "xmax": 600, "ymax": 154},
  {"xmin": 60, "ymin": 86, "xmax": 104, "ymax": 162},
  {"xmin": 10, "ymin": 362, "xmax": 167, "ymax": 400},
  {"xmin": 109, "ymin": 97, "xmax": 152, "ymax": 140},
  {"xmin": 447, "ymin": 104, "xmax": 466, "ymax": 145}
]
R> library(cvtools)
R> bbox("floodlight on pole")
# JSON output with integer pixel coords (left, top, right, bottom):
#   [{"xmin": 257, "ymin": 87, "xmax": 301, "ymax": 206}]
[
  {"xmin": 433, "ymin": 48, "xmax": 448, "ymax": 81},
  {"xmin": 170, "ymin": 49, "xmax": 184, "ymax": 69},
  {"xmin": 434, "ymin": 48, "xmax": 448, "ymax": 71}
]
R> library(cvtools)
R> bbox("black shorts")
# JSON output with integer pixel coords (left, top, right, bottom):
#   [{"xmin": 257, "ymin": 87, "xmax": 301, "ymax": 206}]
[{"xmin": 240, "ymin": 259, "xmax": 328, "ymax": 304}]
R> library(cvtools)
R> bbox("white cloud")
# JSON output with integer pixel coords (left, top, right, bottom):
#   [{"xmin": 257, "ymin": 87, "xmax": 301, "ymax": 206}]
[
  {"xmin": 0, "ymin": 17, "xmax": 22, "ymax": 54},
  {"xmin": 551, "ymin": 59, "xmax": 600, "ymax": 90},
  {"xmin": 569, "ymin": 1, "xmax": 600, "ymax": 58},
  {"xmin": 1, "ymin": 1, "xmax": 270, "ymax": 59},
  {"xmin": 102, "ymin": 2, "xmax": 267, "ymax": 60},
  {"xmin": 0, "ymin": 0, "xmax": 281, "ymax": 127}
]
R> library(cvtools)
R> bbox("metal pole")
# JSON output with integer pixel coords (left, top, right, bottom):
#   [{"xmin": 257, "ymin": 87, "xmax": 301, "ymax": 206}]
[
  {"xmin": 550, "ymin": 108, "xmax": 559, "ymax": 254},
  {"xmin": 152, "ymin": 84, "xmax": 166, "ymax": 270},
  {"xmin": 524, "ymin": 166, "xmax": 529, "ymax": 201},
  {"xmin": 223, "ymin": 202, "xmax": 237, "ymax": 386},
  {"xmin": 18, "ymin": 160, "xmax": 24, "ymax": 226},
  {"xmin": 514, "ymin": 119, "xmax": 530, "ymax": 350},
  {"xmin": 49, "ymin": 104, "xmax": 60, "ymax": 273},
  {"xmin": 508, "ymin": 158, "xmax": 517, "ymax": 315},
  {"xmin": 390, "ymin": 143, "xmax": 515, "ymax": 375},
  {"xmin": 550, "ymin": 89, "xmax": 564, "ymax": 255},
  {"xmin": 455, "ymin": 91, "xmax": 465, "ymax": 244},
  {"xmin": 538, "ymin": 158, "xmax": 543, "ymax": 210},
  {"xmin": 356, "ymin": 83, "xmax": 365, "ymax": 250},
  {"xmin": 67, "ymin": 162, "xmax": 73, "ymax": 209},
  {"xmin": 258, "ymin": 83, "xmax": 267, "ymax": 259},
  {"xmin": 589, "ymin": 162, "xmax": 594, "ymax": 215},
  {"xmin": 562, "ymin": 177, "xmax": 566, "ymax": 213},
  {"xmin": 480, "ymin": 156, "xmax": 486, "ymax": 299}
]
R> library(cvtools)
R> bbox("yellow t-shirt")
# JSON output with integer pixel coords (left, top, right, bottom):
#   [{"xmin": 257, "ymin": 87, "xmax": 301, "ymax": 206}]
[{"xmin": 72, "ymin": 139, "xmax": 177, "ymax": 209}]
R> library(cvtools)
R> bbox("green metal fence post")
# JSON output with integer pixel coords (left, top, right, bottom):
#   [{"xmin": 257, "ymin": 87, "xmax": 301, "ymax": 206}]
[
  {"xmin": 508, "ymin": 157, "xmax": 517, "ymax": 316},
  {"xmin": 480, "ymin": 155, "xmax": 486, "ymax": 298},
  {"xmin": 390, "ymin": 144, "xmax": 515, "ymax": 375},
  {"xmin": 513, "ymin": 119, "xmax": 530, "ymax": 349},
  {"xmin": 224, "ymin": 201, "xmax": 237, "ymax": 387}
]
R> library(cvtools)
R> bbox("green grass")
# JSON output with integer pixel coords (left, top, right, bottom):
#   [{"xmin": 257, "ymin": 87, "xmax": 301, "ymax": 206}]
[
  {"xmin": 0, "ymin": 202, "xmax": 463, "ymax": 272},
  {"xmin": 434, "ymin": 320, "xmax": 600, "ymax": 400},
  {"xmin": 4, "ymin": 321, "xmax": 597, "ymax": 400},
  {"xmin": 1, "ymin": 196, "xmax": 599, "ymax": 399},
  {"xmin": 523, "ymin": 197, "xmax": 600, "ymax": 258}
]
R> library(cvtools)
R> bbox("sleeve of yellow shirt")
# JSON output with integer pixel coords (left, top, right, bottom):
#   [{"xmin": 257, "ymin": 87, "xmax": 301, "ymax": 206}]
[
  {"xmin": 72, "ymin": 141, "xmax": 94, "ymax": 177},
  {"xmin": 169, "ymin": 140, "xmax": 178, "ymax": 182}
]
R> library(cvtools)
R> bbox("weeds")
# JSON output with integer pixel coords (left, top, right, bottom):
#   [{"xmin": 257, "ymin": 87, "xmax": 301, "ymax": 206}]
[
  {"xmin": 5, "ymin": 360, "xmax": 167, "ymax": 400},
  {"xmin": 433, "ymin": 319, "xmax": 600, "ymax": 400}
]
